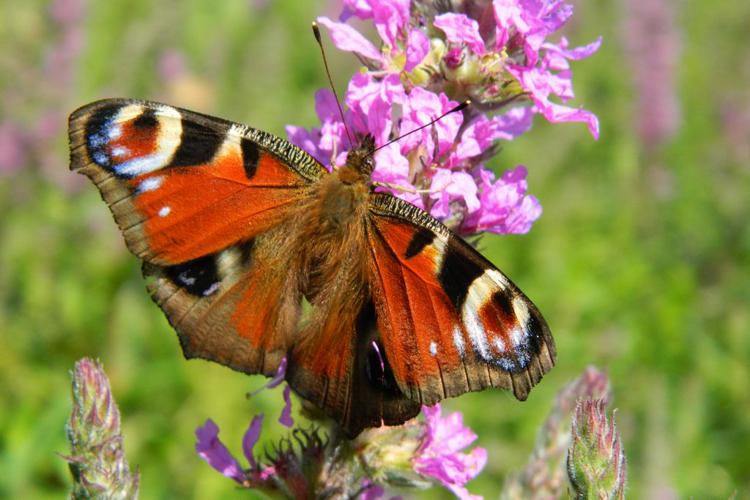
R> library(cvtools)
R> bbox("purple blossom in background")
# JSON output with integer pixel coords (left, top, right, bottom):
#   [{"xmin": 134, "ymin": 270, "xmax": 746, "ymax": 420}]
[
  {"xmin": 622, "ymin": 0, "xmax": 681, "ymax": 152},
  {"xmin": 413, "ymin": 404, "xmax": 487, "ymax": 500},
  {"xmin": 0, "ymin": 122, "xmax": 27, "ymax": 174},
  {"xmin": 288, "ymin": 0, "xmax": 599, "ymax": 236}
]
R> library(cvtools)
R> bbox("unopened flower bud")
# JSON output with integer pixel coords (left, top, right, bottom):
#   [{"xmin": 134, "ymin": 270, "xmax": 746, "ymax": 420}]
[
  {"xmin": 355, "ymin": 421, "xmax": 431, "ymax": 489},
  {"xmin": 567, "ymin": 400, "xmax": 627, "ymax": 499},
  {"xmin": 65, "ymin": 358, "xmax": 139, "ymax": 499}
]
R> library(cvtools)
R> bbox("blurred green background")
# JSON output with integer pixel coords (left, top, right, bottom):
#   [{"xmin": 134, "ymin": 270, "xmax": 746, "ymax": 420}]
[{"xmin": 1, "ymin": 0, "xmax": 748, "ymax": 498}]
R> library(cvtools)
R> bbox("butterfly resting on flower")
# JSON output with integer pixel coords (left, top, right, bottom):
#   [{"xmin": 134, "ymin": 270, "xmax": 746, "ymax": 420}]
[{"xmin": 68, "ymin": 98, "xmax": 556, "ymax": 436}]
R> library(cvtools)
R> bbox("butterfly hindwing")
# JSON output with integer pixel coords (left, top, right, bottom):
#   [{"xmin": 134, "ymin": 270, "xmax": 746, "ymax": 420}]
[
  {"xmin": 142, "ymin": 225, "xmax": 304, "ymax": 377},
  {"xmin": 366, "ymin": 194, "xmax": 556, "ymax": 405},
  {"xmin": 69, "ymin": 98, "xmax": 326, "ymax": 266}
]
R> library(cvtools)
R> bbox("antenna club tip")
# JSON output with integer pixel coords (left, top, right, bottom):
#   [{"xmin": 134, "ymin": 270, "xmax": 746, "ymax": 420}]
[{"xmin": 312, "ymin": 22, "xmax": 322, "ymax": 40}]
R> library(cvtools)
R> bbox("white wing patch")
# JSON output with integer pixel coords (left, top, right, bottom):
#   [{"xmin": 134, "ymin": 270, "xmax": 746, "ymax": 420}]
[
  {"xmin": 459, "ymin": 268, "xmax": 532, "ymax": 369},
  {"xmin": 111, "ymin": 105, "xmax": 183, "ymax": 178},
  {"xmin": 452, "ymin": 326, "xmax": 465, "ymax": 358},
  {"xmin": 137, "ymin": 176, "xmax": 164, "ymax": 193}
]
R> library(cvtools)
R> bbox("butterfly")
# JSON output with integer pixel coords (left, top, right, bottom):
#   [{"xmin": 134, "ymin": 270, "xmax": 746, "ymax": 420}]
[{"xmin": 68, "ymin": 98, "xmax": 556, "ymax": 437}]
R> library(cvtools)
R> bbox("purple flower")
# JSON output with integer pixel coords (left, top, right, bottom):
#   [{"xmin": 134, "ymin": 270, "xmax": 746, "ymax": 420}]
[
  {"xmin": 195, "ymin": 419, "xmax": 252, "ymax": 484},
  {"xmin": 317, "ymin": 0, "xmax": 429, "ymax": 75},
  {"xmin": 462, "ymin": 166, "xmax": 542, "ymax": 234},
  {"xmin": 287, "ymin": 73, "xmax": 542, "ymax": 236},
  {"xmin": 413, "ymin": 404, "xmax": 487, "ymax": 500},
  {"xmin": 295, "ymin": 0, "xmax": 601, "ymax": 239}
]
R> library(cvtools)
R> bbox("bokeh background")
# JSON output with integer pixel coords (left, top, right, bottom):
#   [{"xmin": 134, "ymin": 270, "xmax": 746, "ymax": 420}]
[{"xmin": 1, "ymin": 0, "xmax": 748, "ymax": 498}]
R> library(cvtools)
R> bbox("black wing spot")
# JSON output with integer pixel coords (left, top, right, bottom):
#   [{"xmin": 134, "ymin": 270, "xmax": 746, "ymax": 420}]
[
  {"xmin": 240, "ymin": 138, "xmax": 260, "ymax": 180},
  {"xmin": 133, "ymin": 109, "xmax": 158, "ymax": 129},
  {"xmin": 437, "ymin": 237, "xmax": 485, "ymax": 309},
  {"xmin": 405, "ymin": 227, "xmax": 435, "ymax": 259},
  {"xmin": 165, "ymin": 255, "xmax": 220, "ymax": 297},
  {"xmin": 169, "ymin": 119, "xmax": 225, "ymax": 167},
  {"xmin": 492, "ymin": 290, "xmax": 515, "ymax": 321}
]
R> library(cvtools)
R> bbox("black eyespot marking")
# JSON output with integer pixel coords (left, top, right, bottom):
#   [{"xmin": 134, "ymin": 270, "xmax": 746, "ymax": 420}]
[
  {"xmin": 405, "ymin": 227, "xmax": 435, "ymax": 259},
  {"xmin": 133, "ymin": 109, "xmax": 158, "ymax": 129},
  {"xmin": 437, "ymin": 238, "xmax": 485, "ymax": 309},
  {"xmin": 241, "ymin": 138, "xmax": 260, "ymax": 180},
  {"xmin": 165, "ymin": 255, "xmax": 220, "ymax": 297},
  {"xmin": 492, "ymin": 290, "xmax": 514, "ymax": 320},
  {"xmin": 85, "ymin": 104, "xmax": 122, "ymax": 170},
  {"xmin": 169, "ymin": 119, "xmax": 225, "ymax": 168}
]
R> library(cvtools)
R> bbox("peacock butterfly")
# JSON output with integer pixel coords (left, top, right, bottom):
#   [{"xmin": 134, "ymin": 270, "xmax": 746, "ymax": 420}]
[{"xmin": 68, "ymin": 98, "xmax": 556, "ymax": 436}]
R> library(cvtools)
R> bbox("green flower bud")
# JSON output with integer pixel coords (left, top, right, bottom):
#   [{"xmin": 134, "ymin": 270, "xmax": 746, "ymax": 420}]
[{"xmin": 65, "ymin": 358, "xmax": 139, "ymax": 499}]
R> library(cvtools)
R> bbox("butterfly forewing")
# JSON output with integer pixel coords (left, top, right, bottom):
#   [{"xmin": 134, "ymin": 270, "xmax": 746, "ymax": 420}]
[{"xmin": 69, "ymin": 99, "xmax": 325, "ymax": 266}]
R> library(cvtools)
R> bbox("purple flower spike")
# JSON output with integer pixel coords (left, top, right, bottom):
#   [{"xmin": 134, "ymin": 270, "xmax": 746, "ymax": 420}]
[
  {"xmin": 242, "ymin": 415, "xmax": 264, "ymax": 468},
  {"xmin": 413, "ymin": 404, "xmax": 487, "ymax": 500},
  {"xmin": 315, "ymin": 17, "xmax": 383, "ymax": 63},
  {"xmin": 279, "ymin": 386, "xmax": 294, "ymax": 428},
  {"xmin": 195, "ymin": 419, "xmax": 245, "ymax": 483}
]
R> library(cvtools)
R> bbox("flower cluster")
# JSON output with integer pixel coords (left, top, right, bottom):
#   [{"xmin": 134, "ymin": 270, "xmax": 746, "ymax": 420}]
[
  {"xmin": 197, "ymin": 399, "xmax": 487, "ymax": 499},
  {"xmin": 194, "ymin": 1, "xmax": 601, "ymax": 497},
  {"xmin": 287, "ymin": 0, "xmax": 599, "ymax": 235}
]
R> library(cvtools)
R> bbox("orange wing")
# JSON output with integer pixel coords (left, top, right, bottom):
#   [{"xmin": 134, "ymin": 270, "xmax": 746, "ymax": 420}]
[
  {"xmin": 366, "ymin": 194, "xmax": 556, "ymax": 405},
  {"xmin": 69, "ymin": 99, "xmax": 326, "ymax": 376}
]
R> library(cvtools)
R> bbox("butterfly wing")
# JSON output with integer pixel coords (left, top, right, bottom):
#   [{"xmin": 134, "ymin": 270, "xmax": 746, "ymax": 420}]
[
  {"xmin": 69, "ymin": 98, "xmax": 325, "ymax": 265},
  {"xmin": 69, "ymin": 98, "xmax": 326, "ymax": 375},
  {"xmin": 366, "ymin": 194, "xmax": 556, "ymax": 406}
]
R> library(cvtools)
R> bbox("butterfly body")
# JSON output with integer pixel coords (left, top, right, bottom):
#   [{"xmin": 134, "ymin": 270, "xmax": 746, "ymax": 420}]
[{"xmin": 69, "ymin": 99, "xmax": 556, "ymax": 436}]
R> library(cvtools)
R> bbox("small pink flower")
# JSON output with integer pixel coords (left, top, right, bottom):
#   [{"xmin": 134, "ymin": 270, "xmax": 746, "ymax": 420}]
[
  {"xmin": 413, "ymin": 404, "xmax": 487, "ymax": 500},
  {"xmin": 462, "ymin": 166, "xmax": 542, "ymax": 235}
]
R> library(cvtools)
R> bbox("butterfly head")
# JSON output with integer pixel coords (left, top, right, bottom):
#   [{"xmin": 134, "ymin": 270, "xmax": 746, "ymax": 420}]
[{"xmin": 343, "ymin": 135, "xmax": 375, "ymax": 178}]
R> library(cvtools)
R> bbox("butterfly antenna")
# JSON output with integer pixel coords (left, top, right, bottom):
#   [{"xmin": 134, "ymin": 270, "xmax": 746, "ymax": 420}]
[
  {"xmin": 370, "ymin": 100, "xmax": 471, "ymax": 157},
  {"xmin": 312, "ymin": 22, "xmax": 354, "ymax": 149}
]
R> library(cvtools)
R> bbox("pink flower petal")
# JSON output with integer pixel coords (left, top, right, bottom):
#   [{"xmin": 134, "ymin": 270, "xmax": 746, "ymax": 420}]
[
  {"xmin": 413, "ymin": 404, "xmax": 486, "ymax": 499},
  {"xmin": 434, "ymin": 13, "xmax": 486, "ymax": 55},
  {"xmin": 371, "ymin": 0, "xmax": 410, "ymax": 47},
  {"xmin": 405, "ymin": 28, "xmax": 430, "ymax": 71},
  {"xmin": 340, "ymin": 0, "xmax": 374, "ymax": 21},
  {"xmin": 316, "ymin": 16, "xmax": 383, "ymax": 62},
  {"xmin": 508, "ymin": 65, "xmax": 599, "ymax": 138}
]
